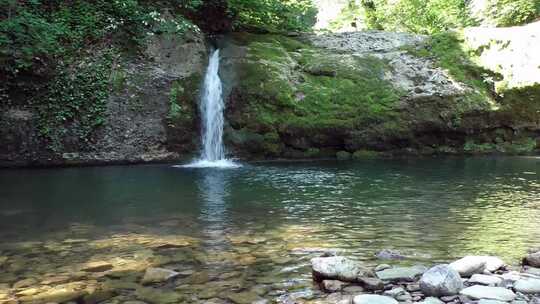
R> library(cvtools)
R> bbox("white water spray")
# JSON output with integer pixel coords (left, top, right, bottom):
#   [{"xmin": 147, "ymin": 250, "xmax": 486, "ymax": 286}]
[{"xmin": 182, "ymin": 49, "xmax": 240, "ymax": 169}]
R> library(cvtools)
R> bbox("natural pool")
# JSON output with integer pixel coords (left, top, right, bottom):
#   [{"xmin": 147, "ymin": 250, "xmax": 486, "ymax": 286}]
[{"xmin": 0, "ymin": 157, "xmax": 539, "ymax": 303}]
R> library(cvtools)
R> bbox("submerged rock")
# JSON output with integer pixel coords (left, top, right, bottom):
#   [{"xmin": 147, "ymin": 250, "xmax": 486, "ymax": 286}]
[
  {"xmin": 141, "ymin": 267, "xmax": 180, "ymax": 285},
  {"xmin": 13, "ymin": 278, "xmax": 38, "ymax": 289},
  {"xmin": 376, "ymin": 249, "xmax": 405, "ymax": 260},
  {"xmin": 353, "ymin": 294, "xmax": 398, "ymax": 304},
  {"xmin": 376, "ymin": 265, "xmax": 427, "ymax": 282},
  {"xmin": 135, "ymin": 287, "xmax": 183, "ymax": 304},
  {"xmin": 321, "ymin": 280, "xmax": 346, "ymax": 292},
  {"xmin": 81, "ymin": 261, "xmax": 113, "ymax": 272},
  {"xmin": 419, "ymin": 264, "xmax": 463, "ymax": 296},
  {"xmin": 459, "ymin": 285, "xmax": 516, "ymax": 301},
  {"xmin": 311, "ymin": 256, "xmax": 373, "ymax": 282},
  {"xmin": 19, "ymin": 282, "xmax": 88, "ymax": 303}
]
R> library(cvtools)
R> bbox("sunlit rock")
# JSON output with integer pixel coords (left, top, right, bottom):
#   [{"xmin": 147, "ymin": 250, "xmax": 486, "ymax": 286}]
[
  {"xmin": 469, "ymin": 274, "xmax": 503, "ymax": 286},
  {"xmin": 19, "ymin": 282, "xmax": 88, "ymax": 304},
  {"xmin": 13, "ymin": 278, "xmax": 38, "ymax": 289},
  {"xmin": 419, "ymin": 264, "xmax": 463, "ymax": 296},
  {"xmin": 459, "ymin": 285, "xmax": 516, "ymax": 301},
  {"xmin": 514, "ymin": 278, "xmax": 540, "ymax": 294},
  {"xmin": 81, "ymin": 261, "xmax": 113, "ymax": 272},
  {"xmin": 311, "ymin": 256, "xmax": 373, "ymax": 282},
  {"xmin": 376, "ymin": 265, "xmax": 427, "ymax": 282}
]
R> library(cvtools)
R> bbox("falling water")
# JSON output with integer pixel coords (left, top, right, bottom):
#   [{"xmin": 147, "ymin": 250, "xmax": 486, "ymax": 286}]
[{"xmin": 182, "ymin": 49, "xmax": 239, "ymax": 168}]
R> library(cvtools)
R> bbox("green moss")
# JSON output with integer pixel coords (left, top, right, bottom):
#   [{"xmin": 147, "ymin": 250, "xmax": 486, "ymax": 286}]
[
  {"xmin": 166, "ymin": 74, "xmax": 202, "ymax": 126},
  {"xmin": 336, "ymin": 151, "xmax": 352, "ymax": 160},
  {"xmin": 463, "ymin": 140, "xmax": 496, "ymax": 154},
  {"xmin": 352, "ymin": 150, "xmax": 379, "ymax": 159},
  {"xmin": 498, "ymin": 84, "xmax": 540, "ymax": 122}
]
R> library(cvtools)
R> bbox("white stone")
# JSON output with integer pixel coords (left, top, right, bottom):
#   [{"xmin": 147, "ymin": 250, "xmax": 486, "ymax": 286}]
[
  {"xmin": 141, "ymin": 267, "xmax": 180, "ymax": 284},
  {"xmin": 420, "ymin": 264, "xmax": 463, "ymax": 296},
  {"xmin": 450, "ymin": 256, "xmax": 504, "ymax": 277},
  {"xmin": 353, "ymin": 294, "xmax": 398, "ymax": 304},
  {"xmin": 469, "ymin": 274, "xmax": 503, "ymax": 286},
  {"xmin": 459, "ymin": 285, "xmax": 516, "ymax": 301},
  {"xmin": 514, "ymin": 278, "xmax": 540, "ymax": 294}
]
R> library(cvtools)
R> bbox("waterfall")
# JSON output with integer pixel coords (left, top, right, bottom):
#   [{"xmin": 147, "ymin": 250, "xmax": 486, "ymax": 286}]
[{"xmin": 182, "ymin": 49, "xmax": 239, "ymax": 168}]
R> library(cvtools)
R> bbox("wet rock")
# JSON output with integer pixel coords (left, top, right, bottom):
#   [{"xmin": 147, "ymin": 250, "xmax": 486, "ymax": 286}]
[
  {"xmin": 450, "ymin": 256, "xmax": 504, "ymax": 277},
  {"xmin": 13, "ymin": 278, "xmax": 38, "ymax": 289},
  {"xmin": 358, "ymin": 277, "xmax": 384, "ymax": 291},
  {"xmin": 135, "ymin": 287, "xmax": 183, "ymax": 304},
  {"xmin": 19, "ymin": 282, "xmax": 88, "ymax": 304},
  {"xmin": 383, "ymin": 287, "xmax": 408, "ymax": 298},
  {"xmin": 469, "ymin": 274, "xmax": 503, "ymax": 286},
  {"xmin": 353, "ymin": 294, "xmax": 398, "ymax": 304},
  {"xmin": 226, "ymin": 291, "xmax": 263, "ymax": 304},
  {"xmin": 141, "ymin": 268, "xmax": 180, "ymax": 285},
  {"xmin": 343, "ymin": 285, "xmax": 365, "ymax": 293},
  {"xmin": 322, "ymin": 280, "xmax": 346, "ymax": 292},
  {"xmin": 524, "ymin": 252, "xmax": 540, "ymax": 268},
  {"xmin": 514, "ymin": 278, "xmax": 540, "ymax": 294},
  {"xmin": 376, "ymin": 265, "xmax": 427, "ymax": 282},
  {"xmin": 420, "ymin": 264, "xmax": 463, "ymax": 296},
  {"xmin": 81, "ymin": 261, "xmax": 113, "ymax": 272},
  {"xmin": 376, "ymin": 249, "xmax": 405, "ymax": 260},
  {"xmin": 477, "ymin": 300, "xmax": 507, "ymax": 304},
  {"xmin": 420, "ymin": 297, "xmax": 445, "ymax": 304},
  {"xmin": 311, "ymin": 256, "xmax": 373, "ymax": 282},
  {"xmin": 83, "ymin": 286, "xmax": 115, "ymax": 304},
  {"xmin": 375, "ymin": 264, "xmax": 391, "ymax": 272},
  {"xmin": 459, "ymin": 285, "xmax": 516, "ymax": 301}
]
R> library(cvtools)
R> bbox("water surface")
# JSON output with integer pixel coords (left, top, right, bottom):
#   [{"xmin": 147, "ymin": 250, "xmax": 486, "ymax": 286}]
[{"xmin": 0, "ymin": 157, "xmax": 539, "ymax": 301}]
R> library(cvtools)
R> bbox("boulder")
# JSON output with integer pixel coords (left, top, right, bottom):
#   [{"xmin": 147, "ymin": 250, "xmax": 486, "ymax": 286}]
[
  {"xmin": 468, "ymin": 274, "xmax": 503, "ymax": 286},
  {"xmin": 311, "ymin": 256, "xmax": 372, "ymax": 282},
  {"xmin": 353, "ymin": 294, "xmax": 398, "ymax": 304},
  {"xmin": 376, "ymin": 265, "xmax": 427, "ymax": 282},
  {"xmin": 450, "ymin": 256, "xmax": 504, "ymax": 276},
  {"xmin": 524, "ymin": 252, "xmax": 540, "ymax": 268},
  {"xmin": 419, "ymin": 264, "xmax": 463, "ymax": 296},
  {"xmin": 459, "ymin": 285, "xmax": 516, "ymax": 301},
  {"xmin": 514, "ymin": 279, "xmax": 540, "ymax": 294},
  {"xmin": 141, "ymin": 268, "xmax": 180, "ymax": 285}
]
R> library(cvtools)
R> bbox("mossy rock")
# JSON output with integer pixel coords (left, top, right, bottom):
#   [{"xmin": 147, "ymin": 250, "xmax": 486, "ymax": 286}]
[{"xmin": 336, "ymin": 151, "xmax": 352, "ymax": 160}]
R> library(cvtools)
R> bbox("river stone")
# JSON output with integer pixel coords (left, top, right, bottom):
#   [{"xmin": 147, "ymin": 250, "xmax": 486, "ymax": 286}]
[
  {"xmin": 358, "ymin": 277, "xmax": 384, "ymax": 291},
  {"xmin": 226, "ymin": 291, "xmax": 262, "ymax": 304},
  {"xmin": 141, "ymin": 268, "xmax": 180, "ymax": 284},
  {"xmin": 420, "ymin": 297, "xmax": 445, "ymax": 304},
  {"xmin": 525, "ymin": 252, "xmax": 540, "ymax": 267},
  {"xmin": 311, "ymin": 256, "xmax": 372, "ymax": 282},
  {"xmin": 322, "ymin": 280, "xmax": 346, "ymax": 292},
  {"xmin": 419, "ymin": 264, "xmax": 463, "ymax": 296},
  {"xmin": 514, "ymin": 279, "xmax": 540, "ymax": 294},
  {"xmin": 13, "ymin": 278, "xmax": 38, "ymax": 289},
  {"xmin": 135, "ymin": 287, "xmax": 183, "ymax": 304},
  {"xmin": 81, "ymin": 261, "xmax": 113, "ymax": 272},
  {"xmin": 19, "ymin": 282, "xmax": 88, "ymax": 303},
  {"xmin": 353, "ymin": 294, "xmax": 398, "ymax": 304},
  {"xmin": 450, "ymin": 256, "xmax": 505, "ymax": 277},
  {"xmin": 469, "ymin": 274, "xmax": 503, "ymax": 286},
  {"xmin": 376, "ymin": 265, "xmax": 427, "ymax": 282},
  {"xmin": 477, "ymin": 300, "xmax": 507, "ymax": 304},
  {"xmin": 459, "ymin": 285, "xmax": 516, "ymax": 301}
]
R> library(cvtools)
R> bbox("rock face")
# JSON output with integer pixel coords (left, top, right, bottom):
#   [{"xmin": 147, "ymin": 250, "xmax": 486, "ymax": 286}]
[
  {"xmin": 459, "ymin": 285, "xmax": 516, "ymax": 301},
  {"xmin": 419, "ymin": 264, "xmax": 463, "ymax": 296},
  {"xmin": 311, "ymin": 256, "xmax": 372, "ymax": 282},
  {"xmin": 0, "ymin": 29, "xmax": 207, "ymax": 167},
  {"xmin": 353, "ymin": 294, "xmax": 398, "ymax": 304}
]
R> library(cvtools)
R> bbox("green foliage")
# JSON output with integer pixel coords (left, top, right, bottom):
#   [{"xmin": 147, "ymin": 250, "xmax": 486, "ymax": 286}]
[
  {"xmin": 485, "ymin": 0, "xmax": 540, "ymax": 26},
  {"xmin": 228, "ymin": 0, "xmax": 317, "ymax": 32},
  {"xmin": 363, "ymin": 0, "xmax": 473, "ymax": 34},
  {"xmin": 36, "ymin": 50, "xmax": 116, "ymax": 152}
]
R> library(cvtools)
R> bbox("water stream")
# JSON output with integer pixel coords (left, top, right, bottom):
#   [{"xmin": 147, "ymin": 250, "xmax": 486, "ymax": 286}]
[{"xmin": 184, "ymin": 49, "xmax": 239, "ymax": 168}]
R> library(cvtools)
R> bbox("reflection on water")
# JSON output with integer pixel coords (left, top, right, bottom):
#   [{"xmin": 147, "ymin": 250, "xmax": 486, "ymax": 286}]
[{"xmin": 0, "ymin": 157, "xmax": 539, "ymax": 301}]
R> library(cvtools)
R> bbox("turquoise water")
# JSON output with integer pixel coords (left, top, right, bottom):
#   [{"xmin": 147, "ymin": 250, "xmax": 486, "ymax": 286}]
[{"xmin": 0, "ymin": 157, "xmax": 539, "ymax": 301}]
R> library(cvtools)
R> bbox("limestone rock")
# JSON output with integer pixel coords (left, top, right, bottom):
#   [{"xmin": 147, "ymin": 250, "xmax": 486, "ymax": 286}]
[
  {"xmin": 311, "ymin": 256, "xmax": 372, "ymax": 282},
  {"xmin": 141, "ymin": 268, "xmax": 180, "ymax": 285},
  {"xmin": 469, "ymin": 274, "xmax": 503, "ymax": 286},
  {"xmin": 514, "ymin": 279, "xmax": 540, "ymax": 294},
  {"xmin": 419, "ymin": 264, "xmax": 463, "ymax": 296},
  {"xmin": 459, "ymin": 285, "xmax": 516, "ymax": 301},
  {"xmin": 353, "ymin": 294, "xmax": 398, "ymax": 304},
  {"xmin": 376, "ymin": 265, "xmax": 427, "ymax": 282}
]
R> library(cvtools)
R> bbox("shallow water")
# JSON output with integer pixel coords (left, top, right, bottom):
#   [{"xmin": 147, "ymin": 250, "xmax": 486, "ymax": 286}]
[{"xmin": 0, "ymin": 157, "xmax": 539, "ymax": 302}]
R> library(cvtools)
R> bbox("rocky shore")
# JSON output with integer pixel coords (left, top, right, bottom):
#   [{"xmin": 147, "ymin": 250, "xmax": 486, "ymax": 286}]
[{"xmin": 311, "ymin": 251, "xmax": 540, "ymax": 304}]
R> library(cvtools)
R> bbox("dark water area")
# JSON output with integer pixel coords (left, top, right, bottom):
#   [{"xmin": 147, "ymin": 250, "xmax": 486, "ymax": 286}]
[{"xmin": 0, "ymin": 157, "xmax": 539, "ymax": 302}]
